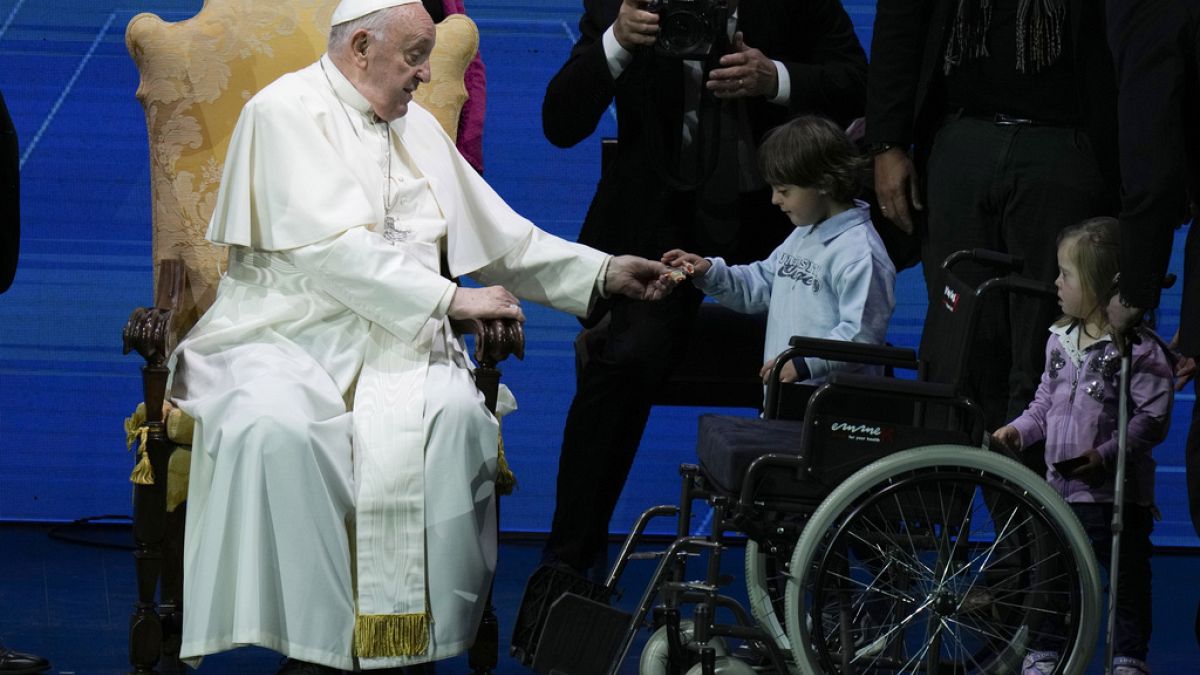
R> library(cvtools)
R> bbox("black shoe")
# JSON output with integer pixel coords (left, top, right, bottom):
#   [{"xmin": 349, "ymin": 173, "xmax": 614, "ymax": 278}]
[
  {"xmin": 276, "ymin": 658, "xmax": 344, "ymax": 675},
  {"xmin": 0, "ymin": 645, "xmax": 50, "ymax": 675}
]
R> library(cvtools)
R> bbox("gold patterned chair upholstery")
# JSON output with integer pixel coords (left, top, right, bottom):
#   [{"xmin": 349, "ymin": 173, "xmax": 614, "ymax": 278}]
[{"xmin": 121, "ymin": 3, "xmax": 488, "ymax": 672}]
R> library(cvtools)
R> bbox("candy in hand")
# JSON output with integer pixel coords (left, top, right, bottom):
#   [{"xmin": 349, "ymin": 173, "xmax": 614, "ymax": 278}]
[{"xmin": 663, "ymin": 261, "xmax": 695, "ymax": 283}]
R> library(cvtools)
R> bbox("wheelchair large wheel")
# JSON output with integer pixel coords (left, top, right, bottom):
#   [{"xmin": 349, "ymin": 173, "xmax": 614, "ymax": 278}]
[{"xmin": 784, "ymin": 445, "xmax": 1102, "ymax": 675}]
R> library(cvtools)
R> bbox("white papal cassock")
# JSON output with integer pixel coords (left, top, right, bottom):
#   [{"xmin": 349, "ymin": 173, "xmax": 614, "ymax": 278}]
[{"xmin": 168, "ymin": 54, "xmax": 607, "ymax": 671}]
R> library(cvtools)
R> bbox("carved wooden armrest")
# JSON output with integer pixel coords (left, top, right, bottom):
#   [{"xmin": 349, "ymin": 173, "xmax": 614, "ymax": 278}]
[
  {"xmin": 122, "ymin": 258, "xmax": 190, "ymax": 368},
  {"xmin": 451, "ymin": 318, "xmax": 525, "ymax": 368},
  {"xmin": 123, "ymin": 307, "xmax": 177, "ymax": 367}
]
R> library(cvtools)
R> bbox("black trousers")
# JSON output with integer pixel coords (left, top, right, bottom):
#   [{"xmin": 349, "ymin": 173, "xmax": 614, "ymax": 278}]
[
  {"xmin": 545, "ymin": 286, "xmax": 705, "ymax": 572},
  {"xmin": 921, "ymin": 114, "xmax": 1112, "ymax": 431},
  {"xmin": 545, "ymin": 186, "xmax": 790, "ymax": 573}
]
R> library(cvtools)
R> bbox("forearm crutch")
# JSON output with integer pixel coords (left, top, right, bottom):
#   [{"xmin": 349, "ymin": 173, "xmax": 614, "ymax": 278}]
[{"xmin": 1104, "ymin": 327, "xmax": 1134, "ymax": 675}]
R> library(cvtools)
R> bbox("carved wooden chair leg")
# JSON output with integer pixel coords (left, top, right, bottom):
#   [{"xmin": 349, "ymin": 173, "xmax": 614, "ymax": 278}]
[
  {"xmin": 460, "ymin": 319, "xmax": 523, "ymax": 675},
  {"xmin": 128, "ymin": 361, "xmax": 170, "ymax": 674},
  {"xmin": 124, "ymin": 302, "xmax": 181, "ymax": 674}
]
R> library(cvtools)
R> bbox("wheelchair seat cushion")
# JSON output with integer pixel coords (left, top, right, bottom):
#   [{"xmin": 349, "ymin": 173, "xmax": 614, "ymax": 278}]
[{"xmin": 695, "ymin": 413, "xmax": 807, "ymax": 494}]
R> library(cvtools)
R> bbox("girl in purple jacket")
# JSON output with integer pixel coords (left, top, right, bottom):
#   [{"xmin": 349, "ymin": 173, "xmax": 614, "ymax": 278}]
[{"xmin": 994, "ymin": 217, "xmax": 1174, "ymax": 675}]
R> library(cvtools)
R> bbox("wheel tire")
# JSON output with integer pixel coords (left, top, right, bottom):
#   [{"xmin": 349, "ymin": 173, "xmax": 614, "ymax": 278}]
[
  {"xmin": 745, "ymin": 539, "xmax": 791, "ymax": 653},
  {"xmin": 783, "ymin": 445, "xmax": 1102, "ymax": 675}
]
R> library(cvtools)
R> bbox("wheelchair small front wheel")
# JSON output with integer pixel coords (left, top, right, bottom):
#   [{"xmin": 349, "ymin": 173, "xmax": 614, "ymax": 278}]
[
  {"xmin": 784, "ymin": 445, "xmax": 1102, "ymax": 675},
  {"xmin": 640, "ymin": 620, "xmax": 728, "ymax": 675}
]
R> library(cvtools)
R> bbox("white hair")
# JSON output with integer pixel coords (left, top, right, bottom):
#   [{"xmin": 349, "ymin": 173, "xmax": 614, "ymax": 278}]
[{"xmin": 328, "ymin": 5, "xmax": 408, "ymax": 52}]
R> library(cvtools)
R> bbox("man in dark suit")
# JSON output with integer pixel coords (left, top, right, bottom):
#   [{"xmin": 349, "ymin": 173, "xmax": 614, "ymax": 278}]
[
  {"xmin": 867, "ymin": 0, "xmax": 1119, "ymax": 439},
  {"xmin": 1103, "ymin": 0, "xmax": 1200, "ymax": 543},
  {"xmin": 541, "ymin": 0, "xmax": 867, "ymax": 575}
]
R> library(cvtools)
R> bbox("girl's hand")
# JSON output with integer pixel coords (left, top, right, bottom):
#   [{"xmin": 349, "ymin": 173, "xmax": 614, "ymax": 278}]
[
  {"xmin": 991, "ymin": 425, "xmax": 1021, "ymax": 453},
  {"xmin": 1069, "ymin": 448, "xmax": 1107, "ymax": 488}
]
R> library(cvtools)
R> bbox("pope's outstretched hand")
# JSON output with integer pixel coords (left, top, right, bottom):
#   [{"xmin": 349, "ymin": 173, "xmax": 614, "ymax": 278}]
[{"xmin": 605, "ymin": 255, "xmax": 674, "ymax": 301}]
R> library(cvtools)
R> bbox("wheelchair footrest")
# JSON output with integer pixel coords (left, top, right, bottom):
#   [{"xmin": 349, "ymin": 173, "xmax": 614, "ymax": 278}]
[
  {"xmin": 511, "ymin": 564, "xmax": 612, "ymax": 667},
  {"xmin": 532, "ymin": 592, "xmax": 631, "ymax": 675}
]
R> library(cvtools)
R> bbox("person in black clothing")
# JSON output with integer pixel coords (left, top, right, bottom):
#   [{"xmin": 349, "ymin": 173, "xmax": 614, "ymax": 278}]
[
  {"xmin": 866, "ymin": 0, "xmax": 1119, "ymax": 442},
  {"xmin": 1, "ymin": 90, "xmax": 18, "ymax": 295},
  {"xmin": 1, "ymin": 93, "xmax": 50, "ymax": 675},
  {"xmin": 1103, "ymin": 5, "xmax": 1200, "ymax": 653},
  {"xmin": 1103, "ymin": 0, "xmax": 1200, "ymax": 551},
  {"xmin": 542, "ymin": 0, "xmax": 867, "ymax": 576}
]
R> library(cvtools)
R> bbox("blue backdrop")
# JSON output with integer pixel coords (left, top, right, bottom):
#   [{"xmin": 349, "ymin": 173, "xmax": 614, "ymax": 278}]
[{"xmin": 0, "ymin": 0, "xmax": 1194, "ymax": 546}]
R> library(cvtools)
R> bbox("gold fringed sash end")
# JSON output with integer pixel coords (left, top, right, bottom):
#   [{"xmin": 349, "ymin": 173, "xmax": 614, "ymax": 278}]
[{"xmin": 354, "ymin": 613, "xmax": 430, "ymax": 657}]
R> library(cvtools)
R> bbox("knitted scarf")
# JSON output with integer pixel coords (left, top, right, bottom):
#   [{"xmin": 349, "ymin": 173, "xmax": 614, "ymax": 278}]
[{"xmin": 943, "ymin": 0, "xmax": 1066, "ymax": 74}]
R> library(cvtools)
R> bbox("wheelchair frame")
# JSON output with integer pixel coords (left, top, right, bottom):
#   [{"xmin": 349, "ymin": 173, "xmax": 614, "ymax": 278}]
[{"xmin": 516, "ymin": 250, "xmax": 1104, "ymax": 675}]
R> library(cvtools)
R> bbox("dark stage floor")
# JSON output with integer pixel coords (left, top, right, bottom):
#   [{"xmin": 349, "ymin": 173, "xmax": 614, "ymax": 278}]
[{"xmin": 1, "ymin": 522, "xmax": 1199, "ymax": 674}]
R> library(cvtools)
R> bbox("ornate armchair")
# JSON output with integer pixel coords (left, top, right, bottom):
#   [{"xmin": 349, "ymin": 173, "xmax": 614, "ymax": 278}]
[{"xmin": 120, "ymin": 3, "xmax": 503, "ymax": 672}]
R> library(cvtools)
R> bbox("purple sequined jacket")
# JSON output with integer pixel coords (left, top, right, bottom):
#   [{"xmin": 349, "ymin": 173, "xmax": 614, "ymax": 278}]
[{"xmin": 1008, "ymin": 323, "xmax": 1174, "ymax": 506}]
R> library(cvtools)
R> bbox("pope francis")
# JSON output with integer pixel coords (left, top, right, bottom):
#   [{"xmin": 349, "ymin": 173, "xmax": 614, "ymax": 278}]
[{"xmin": 166, "ymin": 1, "xmax": 673, "ymax": 672}]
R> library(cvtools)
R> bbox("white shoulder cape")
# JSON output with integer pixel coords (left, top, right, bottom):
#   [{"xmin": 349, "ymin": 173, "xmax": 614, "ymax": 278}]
[{"xmin": 206, "ymin": 59, "xmax": 530, "ymax": 277}]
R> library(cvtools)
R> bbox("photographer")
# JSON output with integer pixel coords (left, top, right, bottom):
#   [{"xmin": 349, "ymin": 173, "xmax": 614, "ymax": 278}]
[{"xmin": 541, "ymin": 0, "xmax": 867, "ymax": 578}]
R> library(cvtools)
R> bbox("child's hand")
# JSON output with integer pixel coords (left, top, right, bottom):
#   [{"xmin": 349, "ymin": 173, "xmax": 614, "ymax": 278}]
[
  {"xmin": 759, "ymin": 358, "xmax": 804, "ymax": 384},
  {"xmin": 660, "ymin": 249, "xmax": 711, "ymax": 279},
  {"xmin": 991, "ymin": 425, "xmax": 1021, "ymax": 453},
  {"xmin": 1068, "ymin": 448, "xmax": 1107, "ymax": 488}
]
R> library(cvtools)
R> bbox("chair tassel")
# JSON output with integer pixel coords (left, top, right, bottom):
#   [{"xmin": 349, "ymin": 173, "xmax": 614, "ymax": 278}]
[
  {"xmin": 129, "ymin": 426, "xmax": 155, "ymax": 486},
  {"xmin": 495, "ymin": 422, "xmax": 517, "ymax": 496}
]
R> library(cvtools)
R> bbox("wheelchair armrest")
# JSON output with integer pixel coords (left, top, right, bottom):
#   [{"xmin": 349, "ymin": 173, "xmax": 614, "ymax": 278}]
[
  {"xmin": 765, "ymin": 339, "xmax": 918, "ymax": 418},
  {"xmin": 738, "ymin": 453, "xmax": 807, "ymax": 508},
  {"xmin": 782, "ymin": 336, "xmax": 918, "ymax": 369}
]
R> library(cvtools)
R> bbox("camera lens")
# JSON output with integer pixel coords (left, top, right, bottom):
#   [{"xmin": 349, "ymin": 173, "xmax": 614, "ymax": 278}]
[{"xmin": 660, "ymin": 12, "xmax": 707, "ymax": 53}]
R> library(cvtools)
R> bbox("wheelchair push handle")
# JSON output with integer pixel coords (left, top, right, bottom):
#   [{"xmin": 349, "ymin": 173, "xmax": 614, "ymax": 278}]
[
  {"xmin": 942, "ymin": 248, "xmax": 1025, "ymax": 273},
  {"xmin": 976, "ymin": 275, "xmax": 1057, "ymax": 300}
]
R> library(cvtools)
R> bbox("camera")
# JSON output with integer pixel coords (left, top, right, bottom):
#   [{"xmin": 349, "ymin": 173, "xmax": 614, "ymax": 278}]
[{"xmin": 648, "ymin": 0, "xmax": 728, "ymax": 61}]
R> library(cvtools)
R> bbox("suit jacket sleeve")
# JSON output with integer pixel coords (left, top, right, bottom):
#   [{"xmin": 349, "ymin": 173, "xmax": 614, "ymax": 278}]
[
  {"xmin": 865, "ymin": 0, "xmax": 932, "ymax": 146},
  {"xmin": 778, "ymin": 0, "xmax": 868, "ymax": 125},
  {"xmin": 543, "ymin": 0, "xmax": 618, "ymax": 149},
  {"xmin": 1107, "ymin": 0, "xmax": 1190, "ymax": 310}
]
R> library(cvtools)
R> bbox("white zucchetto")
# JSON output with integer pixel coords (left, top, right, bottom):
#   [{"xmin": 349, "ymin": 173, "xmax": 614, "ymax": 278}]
[{"xmin": 331, "ymin": 0, "xmax": 422, "ymax": 26}]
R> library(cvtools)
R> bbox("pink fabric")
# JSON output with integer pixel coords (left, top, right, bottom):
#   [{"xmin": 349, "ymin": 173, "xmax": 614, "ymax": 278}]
[{"xmin": 444, "ymin": 0, "xmax": 486, "ymax": 173}]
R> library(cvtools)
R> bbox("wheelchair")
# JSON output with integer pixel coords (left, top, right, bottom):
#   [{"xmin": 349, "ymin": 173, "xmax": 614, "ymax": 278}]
[{"xmin": 513, "ymin": 250, "xmax": 1103, "ymax": 675}]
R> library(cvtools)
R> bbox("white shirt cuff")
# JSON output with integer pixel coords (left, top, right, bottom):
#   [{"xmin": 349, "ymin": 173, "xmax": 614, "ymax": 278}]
[
  {"xmin": 769, "ymin": 60, "xmax": 791, "ymax": 106},
  {"xmin": 435, "ymin": 283, "xmax": 456, "ymax": 319},
  {"xmin": 595, "ymin": 255, "xmax": 612, "ymax": 298},
  {"xmin": 603, "ymin": 25, "xmax": 635, "ymax": 80}
]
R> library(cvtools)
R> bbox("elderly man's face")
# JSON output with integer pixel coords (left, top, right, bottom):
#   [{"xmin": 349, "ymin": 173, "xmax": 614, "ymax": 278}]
[{"xmin": 360, "ymin": 6, "xmax": 435, "ymax": 121}]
